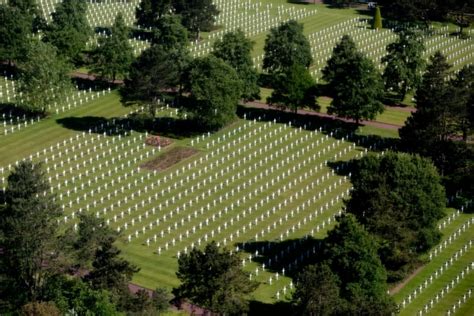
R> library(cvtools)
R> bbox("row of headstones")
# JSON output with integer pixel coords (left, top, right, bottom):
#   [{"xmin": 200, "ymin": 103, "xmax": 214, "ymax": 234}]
[
  {"xmin": 169, "ymin": 177, "xmax": 350, "ymax": 258},
  {"xmin": 58, "ymin": 118, "xmax": 275, "ymax": 210},
  {"xmin": 400, "ymin": 239, "xmax": 474, "ymax": 309},
  {"xmin": 61, "ymin": 119, "xmax": 323, "ymax": 214},
  {"xmin": 0, "ymin": 119, "xmax": 134, "ymax": 190},
  {"xmin": 445, "ymin": 288, "xmax": 472, "ymax": 316},
  {"xmin": 133, "ymin": 150, "xmax": 342, "ymax": 243},
  {"xmin": 415, "ymin": 262, "xmax": 474, "ymax": 316},
  {"xmin": 61, "ymin": 119, "xmax": 348, "ymax": 226},
  {"xmin": 130, "ymin": 140, "xmax": 352, "ymax": 245},
  {"xmin": 430, "ymin": 217, "xmax": 474, "ymax": 260},
  {"xmin": 118, "ymin": 137, "xmax": 354, "ymax": 238},
  {"xmin": 191, "ymin": 0, "xmax": 317, "ymax": 56}
]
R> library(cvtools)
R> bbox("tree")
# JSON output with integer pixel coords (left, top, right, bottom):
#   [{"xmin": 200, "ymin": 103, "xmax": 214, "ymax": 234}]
[
  {"xmin": 377, "ymin": 0, "xmax": 437, "ymax": 24},
  {"xmin": 16, "ymin": 40, "xmax": 72, "ymax": 114},
  {"xmin": 0, "ymin": 4, "xmax": 30, "ymax": 64},
  {"xmin": 182, "ymin": 55, "xmax": 242, "ymax": 130},
  {"xmin": 263, "ymin": 20, "xmax": 313, "ymax": 75},
  {"xmin": 0, "ymin": 161, "xmax": 61, "ymax": 307},
  {"xmin": 450, "ymin": 64, "xmax": 474, "ymax": 141},
  {"xmin": 345, "ymin": 152, "xmax": 446, "ymax": 281},
  {"xmin": 372, "ymin": 6, "xmax": 382, "ymax": 29},
  {"xmin": 382, "ymin": 29, "xmax": 425, "ymax": 102},
  {"xmin": 322, "ymin": 214, "xmax": 397, "ymax": 315},
  {"xmin": 91, "ymin": 13, "xmax": 134, "ymax": 82},
  {"xmin": 292, "ymin": 263, "xmax": 342, "ymax": 316},
  {"xmin": 151, "ymin": 14, "xmax": 189, "ymax": 50},
  {"xmin": 43, "ymin": 0, "xmax": 91, "ymax": 64},
  {"xmin": 268, "ymin": 64, "xmax": 318, "ymax": 114},
  {"xmin": 172, "ymin": 0, "xmax": 219, "ymax": 40},
  {"xmin": 174, "ymin": 242, "xmax": 257, "ymax": 315},
  {"xmin": 399, "ymin": 51, "xmax": 454, "ymax": 168},
  {"xmin": 212, "ymin": 29, "xmax": 260, "ymax": 101},
  {"xmin": 43, "ymin": 276, "xmax": 120, "ymax": 316},
  {"xmin": 322, "ymin": 35, "xmax": 358, "ymax": 84},
  {"xmin": 85, "ymin": 232, "xmax": 139, "ymax": 301},
  {"xmin": 323, "ymin": 36, "xmax": 384, "ymax": 124},
  {"xmin": 122, "ymin": 44, "xmax": 189, "ymax": 116},
  {"xmin": 135, "ymin": 0, "xmax": 172, "ymax": 29}
]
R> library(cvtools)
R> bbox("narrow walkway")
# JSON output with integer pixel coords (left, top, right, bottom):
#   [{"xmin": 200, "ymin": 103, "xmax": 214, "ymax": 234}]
[{"xmin": 245, "ymin": 100, "xmax": 405, "ymax": 130}]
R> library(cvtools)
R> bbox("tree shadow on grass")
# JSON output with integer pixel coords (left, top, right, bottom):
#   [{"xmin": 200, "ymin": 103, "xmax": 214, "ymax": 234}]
[
  {"xmin": 248, "ymin": 300, "xmax": 293, "ymax": 316},
  {"xmin": 56, "ymin": 115, "xmax": 207, "ymax": 139},
  {"xmin": 237, "ymin": 105, "xmax": 399, "ymax": 152},
  {"xmin": 235, "ymin": 237, "xmax": 323, "ymax": 280}
]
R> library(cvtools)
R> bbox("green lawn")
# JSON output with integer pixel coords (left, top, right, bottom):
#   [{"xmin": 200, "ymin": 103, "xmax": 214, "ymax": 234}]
[{"xmin": 0, "ymin": 92, "xmax": 130, "ymax": 167}]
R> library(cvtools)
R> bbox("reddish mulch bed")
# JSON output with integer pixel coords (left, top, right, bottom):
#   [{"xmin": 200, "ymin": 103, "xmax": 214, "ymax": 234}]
[
  {"xmin": 145, "ymin": 135, "xmax": 173, "ymax": 148},
  {"xmin": 141, "ymin": 146, "xmax": 199, "ymax": 171}
]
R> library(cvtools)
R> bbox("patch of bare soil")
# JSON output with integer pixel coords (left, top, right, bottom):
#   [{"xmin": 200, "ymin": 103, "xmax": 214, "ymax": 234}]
[{"xmin": 141, "ymin": 146, "xmax": 199, "ymax": 171}]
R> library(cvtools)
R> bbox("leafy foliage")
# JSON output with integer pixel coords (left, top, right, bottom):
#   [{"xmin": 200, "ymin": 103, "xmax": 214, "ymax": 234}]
[
  {"xmin": 91, "ymin": 13, "xmax": 134, "ymax": 82},
  {"xmin": 263, "ymin": 20, "xmax": 313, "ymax": 75},
  {"xmin": 43, "ymin": 0, "xmax": 91, "ymax": 64},
  {"xmin": 323, "ymin": 35, "xmax": 384, "ymax": 123},
  {"xmin": 122, "ymin": 44, "xmax": 189, "ymax": 116},
  {"xmin": 0, "ymin": 161, "xmax": 61, "ymax": 306},
  {"xmin": 382, "ymin": 29, "xmax": 425, "ymax": 101},
  {"xmin": 0, "ymin": 4, "xmax": 30, "ymax": 63},
  {"xmin": 174, "ymin": 241, "xmax": 257, "ymax": 315},
  {"xmin": 268, "ymin": 64, "xmax": 318, "ymax": 113},
  {"xmin": 135, "ymin": 0, "xmax": 172, "ymax": 28},
  {"xmin": 322, "ymin": 214, "xmax": 397, "ymax": 315},
  {"xmin": 16, "ymin": 40, "xmax": 72, "ymax": 114},
  {"xmin": 151, "ymin": 14, "xmax": 189, "ymax": 50},
  {"xmin": 173, "ymin": 0, "xmax": 219, "ymax": 39},
  {"xmin": 346, "ymin": 152, "xmax": 446, "ymax": 280},
  {"xmin": 212, "ymin": 29, "xmax": 260, "ymax": 101},
  {"xmin": 183, "ymin": 55, "xmax": 242, "ymax": 130},
  {"xmin": 322, "ymin": 34, "xmax": 358, "ymax": 83},
  {"xmin": 43, "ymin": 276, "xmax": 120, "ymax": 316},
  {"xmin": 292, "ymin": 263, "xmax": 342, "ymax": 316}
]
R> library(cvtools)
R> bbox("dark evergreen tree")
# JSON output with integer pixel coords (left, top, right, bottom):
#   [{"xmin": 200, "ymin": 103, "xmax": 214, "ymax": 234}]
[
  {"xmin": 399, "ymin": 51, "xmax": 454, "ymax": 171},
  {"xmin": 0, "ymin": 161, "xmax": 61, "ymax": 307}
]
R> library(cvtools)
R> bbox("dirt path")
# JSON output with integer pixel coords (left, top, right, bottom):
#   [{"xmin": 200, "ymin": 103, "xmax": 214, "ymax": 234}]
[
  {"xmin": 389, "ymin": 265, "xmax": 425, "ymax": 295},
  {"xmin": 245, "ymin": 100, "xmax": 404, "ymax": 130}
]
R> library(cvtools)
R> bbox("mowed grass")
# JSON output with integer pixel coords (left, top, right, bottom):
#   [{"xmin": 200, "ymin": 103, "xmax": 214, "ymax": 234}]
[
  {"xmin": 394, "ymin": 211, "xmax": 474, "ymax": 316},
  {"xmin": 0, "ymin": 92, "xmax": 130, "ymax": 166},
  {"xmin": 1, "ymin": 105, "xmax": 364, "ymax": 302}
]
